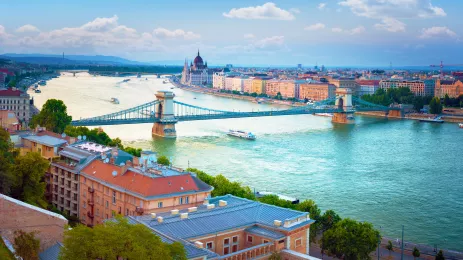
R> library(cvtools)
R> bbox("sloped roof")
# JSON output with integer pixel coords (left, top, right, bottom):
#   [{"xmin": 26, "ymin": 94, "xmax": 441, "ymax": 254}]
[
  {"xmin": 22, "ymin": 135, "xmax": 67, "ymax": 147},
  {"xmin": 245, "ymin": 225, "xmax": 285, "ymax": 240},
  {"xmin": 39, "ymin": 242, "xmax": 63, "ymax": 260}
]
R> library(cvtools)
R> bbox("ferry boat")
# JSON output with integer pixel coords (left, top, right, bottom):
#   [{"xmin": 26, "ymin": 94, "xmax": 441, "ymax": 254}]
[
  {"xmin": 38, "ymin": 80, "xmax": 46, "ymax": 86},
  {"xmin": 110, "ymin": 98, "xmax": 120, "ymax": 104},
  {"xmin": 227, "ymin": 130, "xmax": 256, "ymax": 140},
  {"xmin": 122, "ymin": 79, "xmax": 130, "ymax": 83},
  {"xmin": 314, "ymin": 113, "xmax": 333, "ymax": 117},
  {"xmin": 163, "ymin": 80, "xmax": 168, "ymax": 84},
  {"xmin": 419, "ymin": 116, "xmax": 444, "ymax": 124},
  {"xmin": 34, "ymin": 89, "xmax": 41, "ymax": 93},
  {"xmin": 459, "ymin": 123, "xmax": 463, "ymax": 128}
]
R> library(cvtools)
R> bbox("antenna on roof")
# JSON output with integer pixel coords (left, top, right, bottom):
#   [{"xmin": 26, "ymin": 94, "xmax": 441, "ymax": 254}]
[
  {"xmin": 112, "ymin": 170, "xmax": 118, "ymax": 177},
  {"xmin": 120, "ymin": 162, "xmax": 125, "ymax": 166},
  {"xmin": 61, "ymin": 133, "xmax": 66, "ymax": 138},
  {"xmin": 77, "ymin": 135, "xmax": 82, "ymax": 141},
  {"xmin": 104, "ymin": 158, "xmax": 109, "ymax": 164},
  {"xmin": 83, "ymin": 135, "xmax": 87, "ymax": 140}
]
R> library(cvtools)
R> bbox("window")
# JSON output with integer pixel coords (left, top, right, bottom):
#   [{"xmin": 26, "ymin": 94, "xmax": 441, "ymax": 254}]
[
  {"xmin": 295, "ymin": 238, "xmax": 302, "ymax": 248},
  {"xmin": 247, "ymin": 235, "xmax": 253, "ymax": 243},
  {"xmin": 179, "ymin": 197, "xmax": 183, "ymax": 205},
  {"xmin": 106, "ymin": 201, "xmax": 109, "ymax": 208},
  {"xmin": 206, "ymin": 242, "xmax": 213, "ymax": 250},
  {"xmin": 185, "ymin": 196, "xmax": 189, "ymax": 204},
  {"xmin": 158, "ymin": 202, "xmax": 163, "ymax": 208},
  {"xmin": 263, "ymin": 240, "xmax": 269, "ymax": 244},
  {"xmin": 232, "ymin": 236, "xmax": 239, "ymax": 253},
  {"xmin": 232, "ymin": 245, "xmax": 238, "ymax": 253},
  {"xmin": 224, "ymin": 238, "xmax": 230, "ymax": 246},
  {"xmin": 223, "ymin": 238, "xmax": 230, "ymax": 255},
  {"xmin": 126, "ymin": 208, "xmax": 129, "ymax": 216},
  {"xmin": 83, "ymin": 201, "xmax": 86, "ymax": 208},
  {"xmin": 96, "ymin": 208, "xmax": 99, "ymax": 216},
  {"xmin": 112, "ymin": 191, "xmax": 116, "ymax": 204}
]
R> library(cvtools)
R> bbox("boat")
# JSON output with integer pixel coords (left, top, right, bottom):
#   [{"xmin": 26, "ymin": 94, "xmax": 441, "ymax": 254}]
[
  {"xmin": 459, "ymin": 123, "xmax": 463, "ymax": 128},
  {"xmin": 38, "ymin": 80, "xmax": 46, "ymax": 86},
  {"xmin": 419, "ymin": 116, "xmax": 444, "ymax": 123},
  {"xmin": 110, "ymin": 98, "xmax": 120, "ymax": 104},
  {"xmin": 170, "ymin": 87, "xmax": 174, "ymax": 89},
  {"xmin": 314, "ymin": 113, "xmax": 333, "ymax": 117},
  {"xmin": 163, "ymin": 80, "xmax": 168, "ymax": 84},
  {"xmin": 255, "ymin": 191, "xmax": 299, "ymax": 204},
  {"xmin": 137, "ymin": 73, "xmax": 141, "ymax": 78},
  {"xmin": 34, "ymin": 89, "xmax": 41, "ymax": 93},
  {"xmin": 227, "ymin": 130, "xmax": 256, "ymax": 140},
  {"xmin": 122, "ymin": 79, "xmax": 130, "ymax": 83}
]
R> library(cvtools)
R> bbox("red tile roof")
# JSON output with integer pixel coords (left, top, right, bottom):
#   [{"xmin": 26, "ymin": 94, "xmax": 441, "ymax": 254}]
[
  {"xmin": 356, "ymin": 80, "xmax": 380, "ymax": 86},
  {"xmin": 0, "ymin": 69, "xmax": 15, "ymax": 76},
  {"xmin": 0, "ymin": 89, "xmax": 24, "ymax": 97},
  {"xmin": 81, "ymin": 160, "xmax": 208, "ymax": 198}
]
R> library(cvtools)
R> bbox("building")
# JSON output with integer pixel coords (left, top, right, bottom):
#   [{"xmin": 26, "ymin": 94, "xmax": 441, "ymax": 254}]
[
  {"xmin": 299, "ymin": 83, "xmax": 336, "ymax": 101},
  {"xmin": 129, "ymin": 194, "xmax": 316, "ymax": 259},
  {"xmin": 242, "ymin": 77, "xmax": 254, "ymax": 93},
  {"xmin": 19, "ymin": 132, "xmax": 68, "ymax": 159},
  {"xmin": 251, "ymin": 78, "xmax": 266, "ymax": 94},
  {"xmin": 379, "ymin": 79, "xmax": 434, "ymax": 96},
  {"xmin": 0, "ymin": 72, "xmax": 6, "ymax": 89},
  {"xmin": 224, "ymin": 76, "xmax": 235, "ymax": 91},
  {"xmin": 0, "ymin": 88, "xmax": 31, "ymax": 124},
  {"xmin": 0, "ymin": 194, "xmax": 68, "ymax": 253},
  {"xmin": 79, "ymin": 151, "xmax": 213, "ymax": 227},
  {"xmin": 231, "ymin": 77, "xmax": 243, "ymax": 92},
  {"xmin": 181, "ymin": 51, "xmax": 215, "ymax": 86},
  {"xmin": 356, "ymin": 80, "xmax": 380, "ymax": 96},
  {"xmin": 0, "ymin": 110, "xmax": 20, "ymax": 132},
  {"xmin": 434, "ymin": 79, "xmax": 463, "ymax": 98},
  {"xmin": 327, "ymin": 77, "xmax": 359, "ymax": 91},
  {"xmin": 212, "ymin": 71, "xmax": 225, "ymax": 90},
  {"xmin": 265, "ymin": 80, "xmax": 297, "ymax": 98}
]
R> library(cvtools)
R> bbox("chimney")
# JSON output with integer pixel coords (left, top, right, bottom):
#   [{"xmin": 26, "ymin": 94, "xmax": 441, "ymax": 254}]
[
  {"xmin": 203, "ymin": 199, "xmax": 209, "ymax": 205},
  {"xmin": 207, "ymin": 204, "xmax": 215, "ymax": 210},
  {"xmin": 180, "ymin": 213, "xmax": 188, "ymax": 219},
  {"xmin": 194, "ymin": 241, "xmax": 204, "ymax": 249},
  {"xmin": 171, "ymin": 209, "xmax": 179, "ymax": 215},
  {"xmin": 219, "ymin": 200, "xmax": 227, "ymax": 207},
  {"xmin": 188, "ymin": 207, "xmax": 197, "ymax": 213},
  {"xmin": 151, "ymin": 213, "xmax": 156, "ymax": 219},
  {"xmin": 122, "ymin": 163, "xmax": 129, "ymax": 175},
  {"xmin": 157, "ymin": 216, "xmax": 163, "ymax": 223},
  {"xmin": 274, "ymin": 220, "xmax": 282, "ymax": 227},
  {"xmin": 126, "ymin": 160, "xmax": 133, "ymax": 167},
  {"xmin": 109, "ymin": 157, "xmax": 115, "ymax": 165},
  {"xmin": 133, "ymin": 157, "xmax": 139, "ymax": 167}
]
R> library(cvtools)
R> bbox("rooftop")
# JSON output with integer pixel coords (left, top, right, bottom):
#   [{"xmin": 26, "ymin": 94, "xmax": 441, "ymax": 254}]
[{"xmin": 22, "ymin": 135, "xmax": 68, "ymax": 147}]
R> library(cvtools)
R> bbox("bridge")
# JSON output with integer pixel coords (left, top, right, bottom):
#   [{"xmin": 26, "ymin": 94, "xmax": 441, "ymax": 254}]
[{"xmin": 71, "ymin": 89, "xmax": 403, "ymax": 138}]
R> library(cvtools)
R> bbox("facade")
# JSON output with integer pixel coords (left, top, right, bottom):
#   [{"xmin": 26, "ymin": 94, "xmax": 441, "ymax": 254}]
[
  {"xmin": 212, "ymin": 71, "xmax": 225, "ymax": 90},
  {"xmin": 265, "ymin": 80, "xmax": 297, "ymax": 98},
  {"xmin": 130, "ymin": 194, "xmax": 316, "ymax": 259},
  {"xmin": 327, "ymin": 77, "xmax": 359, "ymax": 90},
  {"xmin": 0, "ymin": 110, "xmax": 20, "ymax": 132},
  {"xmin": 224, "ymin": 76, "xmax": 235, "ymax": 91},
  {"xmin": 251, "ymin": 78, "xmax": 266, "ymax": 94},
  {"xmin": 20, "ymin": 134, "xmax": 68, "ymax": 159},
  {"xmin": 79, "ymin": 152, "xmax": 213, "ymax": 227},
  {"xmin": 434, "ymin": 79, "xmax": 463, "ymax": 98},
  {"xmin": 356, "ymin": 80, "xmax": 380, "ymax": 96},
  {"xmin": 242, "ymin": 78, "xmax": 254, "ymax": 93},
  {"xmin": 181, "ymin": 51, "xmax": 215, "ymax": 86},
  {"xmin": 299, "ymin": 83, "xmax": 336, "ymax": 101},
  {"xmin": 379, "ymin": 80, "xmax": 435, "ymax": 96},
  {"xmin": 0, "ymin": 88, "xmax": 31, "ymax": 124},
  {"xmin": 231, "ymin": 77, "xmax": 243, "ymax": 92}
]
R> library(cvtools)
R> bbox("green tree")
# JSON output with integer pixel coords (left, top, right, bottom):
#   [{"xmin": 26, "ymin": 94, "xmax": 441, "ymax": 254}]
[
  {"xmin": 30, "ymin": 99, "xmax": 72, "ymax": 133},
  {"xmin": 59, "ymin": 216, "xmax": 185, "ymax": 260},
  {"xmin": 413, "ymin": 247, "xmax": 421, "ymax": 259},
  {"xmin": 386, "ymin": 240, "xmax": 394, "ymax": 256},
  {"xmin": 429, "ymin": 97, "xmax": 443, "ymax": 114},
  {"xmin": 157, "ymin": 155, "xmax": 171, "ymax": 166},
  {"xmin": 295, "ymin": 200, "xmax": 321, "ymax": 244},
  {"xmin": 0, "ymin": 128, "xmax": 15, "ymax": 194},
  {"xmin": 13, "ymin": 230, "xmax": 40, "ymax": 260},
  {"xmin": 443, "ymin": 94, "xmax": 450, "ymax": 107},
  {"xmin": 268, "ymin": 251, "xmax": 282, "ymax": 260},
  {"xmin": 435, "ymin": 250, "xmax": 445, "ymax": 260},
  {"xmin": 319, "ymin": 209, "xmax": 341, "ymax": 232},
  {"xmin": 413, "ymin": 96, "xmax": 425, "ymax": 111},
  {"xmin": 10, "ymin": 152, "xmax": 50, "ymax": 208},
  {"xmin": 321, "ymin": 218, "xmax": 380, "ymax": 260}
]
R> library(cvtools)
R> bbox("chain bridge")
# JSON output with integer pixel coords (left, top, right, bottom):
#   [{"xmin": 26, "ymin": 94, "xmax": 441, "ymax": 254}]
[{"xmin": 71, "ymin": 89, "xmax": 402, "ymax": 138}]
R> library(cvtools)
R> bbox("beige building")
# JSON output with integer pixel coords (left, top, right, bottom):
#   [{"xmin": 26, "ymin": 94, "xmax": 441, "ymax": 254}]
[
  {"xmin": 212, "ymin": 71, "xmax": 225, "ymax": 90},
  {"xmin": 231, "ymin": 77, "xmax": 243, "ymax": 92},
  {"xmin": 0, "ymin": 88, "xmax": 31, "ymax": 124},
  {"xmin": 265, "ymin": 80, "xmax": 297, "ymax": 98},
  {"xmin": 251, "ymin": 78, "xmax": 266, "ymax": 94},
  {"xmin": 299, "ymin": 83, "xmax": 336, "ymax": 101},
  {"xmin": 243, "ymin": 78, "xmax": 254, "ymax": 93},
  {"xmin": 434, "ymin": 79, "xmax": 463, "ymax": 98},
  {"xmin": 224, "ymin": 76, "xmax": 235, "ymax": 91}
]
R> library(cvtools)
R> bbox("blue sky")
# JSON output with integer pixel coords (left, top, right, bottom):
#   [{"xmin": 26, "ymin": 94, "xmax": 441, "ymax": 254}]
[{"xmin": 0, "ymin": 0, "xmax": 462, "ymax": 66}]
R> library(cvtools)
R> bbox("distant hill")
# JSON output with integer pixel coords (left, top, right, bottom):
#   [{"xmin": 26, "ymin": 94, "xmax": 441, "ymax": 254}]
[{"xmin": 0, "ymin": 53, "xmax": 150, "ymax": 66}]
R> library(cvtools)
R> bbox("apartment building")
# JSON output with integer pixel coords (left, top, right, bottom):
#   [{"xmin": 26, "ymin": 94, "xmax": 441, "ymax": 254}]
[
  {"xmin": 0, "ymin": 88, "xmax": 31, "ymax": 124},
  {"xmin": 212, "ymin": 71, "xmax": 225, "ymax": 90},
  {"xmin": 299, "ymin": 83, "xmax": 336, "ymax": 101},
  {"xmin": 265, "ymin": 80, "xmax": 297, "ymax": 98},
  {"xmin": 79, "ymin": 152, "xmax": 213, "ymax": 227},
  {"xmin": 434, "ymin": 79, "xmax": 463, "ymax": 98},
  {"xmin": 379, "ymin": 79, "xmax": 435, "ymax": 96},
  {"xmin": 242, "ymin": 77, "xmax": 254, "ymax": 93},
  {"xmin": 251, "ymin": 78, "xmax": 266, "ymax": 94},
  {"xmin": 130, "ymin": 194, "xmax": 316, "ymax": 260},
  {"xmin": 0, "ymin": 110, "xmax": 20, "ymax": 132},
  {"xmin": 224, "ymin": 76, "xmax": 235, "ymax": 91},
  {"xmin": 356, "ymin": 80, "xmax": 380, "ymax": 96}
]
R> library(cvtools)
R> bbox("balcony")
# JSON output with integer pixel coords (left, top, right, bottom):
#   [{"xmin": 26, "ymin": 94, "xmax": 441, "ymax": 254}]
[
  {"xmin": 218, "ymin": 242, "xmax": 274, "ymax": 260},
  {"xmin": 45, "ymin": 172, "xmax": 51, "ymax": 178},
  {"xmin": 88, "ymin": 187, "xmax": 95, "ymax": 193},
  {"xmin": 88, "ymin": 198, "xmax": 94, "ymax": 206},
  {"xmin": 87, "ymin": 211, "xmax": 94, "ymax": 218},
  {"xmin": 135, "ymin": 207, "xmax": 144, "ymax": 214},
  {"xmin": 52, "ymin": 159, "xmax": 77, "ymax": 170}
]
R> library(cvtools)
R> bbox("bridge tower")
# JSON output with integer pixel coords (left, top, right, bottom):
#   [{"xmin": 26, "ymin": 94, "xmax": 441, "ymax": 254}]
[
  {"xmin": 332, "ymin": 88, "xmax": 355, "ymax": 124},
  {"xmin": 152, "ymin": 91, "xmax": 178, "ymax": 138}
]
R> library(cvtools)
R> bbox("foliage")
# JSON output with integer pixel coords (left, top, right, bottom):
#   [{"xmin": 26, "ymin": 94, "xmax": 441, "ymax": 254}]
[
  {"xmin": 123, "ymin": 146, "xmax": 143, "ymax": 157},
  {"xmin": 319, "ymin": 209, "xmax": 341, "ymax": 232},
  {"xmin": 59, "ymin": 216, "xmax": 186, "ymax": 260},
  {"xmin": 386, "ymin": 240, "xmax": 394, "ymax": 254},
  {"xmin": 429, "ymin": 97, "xmax": 443, "ymax": 114},
  {"xmin": 157, "ymin": 155, "xmax": 171, "ymax": 166},
  {"xmin": 274, "ymin": 92, "xmax": 283, "ymax": 100},
  {"xmin": 13, "ymin": 230, "xmax": 40, "ymax": 260},
  {"xmin": 250, "ymin": 92, "xmax": 258, "ymax": 97},
  {"xmin": 0, "ymin": 237, "xmax": 15, "ymax": 260},
  {"xmin": 413, "ymin": 247, "xmax": 421, "ymax": 259},
  {"xmin": 268, "ymin": 251, "xmax": 282, "ymax": 260},
  {"xmin": 435, "ymin": 250, "xmax": 445, "ymax": 260},
  {"xmin": 30, "ymin": 99, "xmax": 72, "ymax": 133},
  {"xmin": 361, "ymin": 87, "xmax": 434, "ymax": 111},
  {"xmin": 0, "ymin": 128, "xmax": 15, "ymax": 194},
  {"xmin": 10, "ymin": 152, "xmax": 49, "ymax": 208},
  {"xmin": 443, "ymin": 94, "xmax": 450, "ymax": 107},
  {"xmin": 321, "ymin": 218, "xmax": 380, "ymax": 260}
]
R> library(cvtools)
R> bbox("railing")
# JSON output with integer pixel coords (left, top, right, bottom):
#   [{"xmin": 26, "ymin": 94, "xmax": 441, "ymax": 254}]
[
  {"xmin": 135, "ymin": 207, "xmax": 144, "ymax": 214},
  {"xmin": 218, "ymin": 242, "xmax": 274, "ymax": 260}
]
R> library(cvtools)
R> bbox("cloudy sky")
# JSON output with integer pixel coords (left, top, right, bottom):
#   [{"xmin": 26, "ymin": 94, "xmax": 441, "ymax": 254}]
[{"xmin": 0, "ymin": 0, "xmax": 461, "ymax": 66}]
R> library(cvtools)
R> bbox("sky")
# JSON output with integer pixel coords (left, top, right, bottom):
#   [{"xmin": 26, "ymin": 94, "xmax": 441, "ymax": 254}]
[{"xmin": 0, "ymin": 0, "xmax": 462, "ymax": 66}]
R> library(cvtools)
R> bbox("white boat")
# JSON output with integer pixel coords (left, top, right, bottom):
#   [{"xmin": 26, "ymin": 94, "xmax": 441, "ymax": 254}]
[
  {"xmin": 110, "ymin": 98, "xmax": 120, "ymax": 104},
  {"xmin": 255, "ymin": 191, "xmax": 299, "ymax": 204},
  {"xmin": 419, "ymin": 116, "xmax": 444, "ymax": 123},
  {"xmin": 163, "ymin": 80, "xmax": 168, "ymax": 84},
  {"xmin": 314, "ymin": 113, "xmax": 333, "ymax": 117},
  {"xmin": 459, "ymin": 123, "xmax": 463, "ymax": 128},
  {"xmin": 122, "ymin": 79, "xmax": 130, "ymax": 83},
  {"xmin": 227, "ymin": 130, "xmax": 256, "ymax": 140}
]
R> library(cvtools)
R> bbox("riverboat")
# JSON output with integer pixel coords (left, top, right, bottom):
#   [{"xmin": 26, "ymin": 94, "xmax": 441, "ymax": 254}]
[
  {"xmin": 34, "ymin": 89, "xmax": 41, "ymax": 93},
  {"xmin": 110, "ymin": 98, "xmax": 120, "ymax": 104},
  {"xmin": 255, "ymin": 191, "xmax": 299, "ymax": 204},
  {"xmin": 314, "ymin": 113, "xmax": 333, "ymax": 117},
  {"xmin": 227, "ymin": 130, "xmax": 256, "ymax": 140},
  {"xmin": 122, "ymin": 79, "xmax": 130, "ymax": 83},
  {"xmin": 163, "ymin": 80, "xmax": 168, "ymax": 84},
  {"xmin": 419, "ymin": 116, "xmax": 444, "ymax": 123},
  {"xmin": 38, "ymin": 80, "xmax": 46, "ymax": 86},
  {"xmin": 459, "ymin": 123, "xmax": 463, "ymax": 128}
]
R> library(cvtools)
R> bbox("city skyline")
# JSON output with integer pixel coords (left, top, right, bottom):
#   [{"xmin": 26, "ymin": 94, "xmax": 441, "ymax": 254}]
[{"xmin": 1, "ymin": 0, "xmax": 462, "ymax": 66}]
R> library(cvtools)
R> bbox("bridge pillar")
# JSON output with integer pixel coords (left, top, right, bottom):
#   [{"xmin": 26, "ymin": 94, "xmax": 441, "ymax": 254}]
[
  {"xmin": 152, "ymin": 91, "xmax": 177, "ymax": 138},
  {"xmin": 332, "ymin": 88, "xmax": 355, "ymax": 124},
  {"xmin": 387, "ymin": 109, "xmax": 404, "ymax": 118}
]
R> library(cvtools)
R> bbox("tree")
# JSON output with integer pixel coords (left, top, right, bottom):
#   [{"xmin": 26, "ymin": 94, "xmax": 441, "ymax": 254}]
[
  {"xmin": 413, "ymin": 247, "xmax": 421, "ymax": 259},
  {"xmin": 435, "ymin": 250, "xmax": 445, "ymax": 260},
  {"xmin": 386, "ymin": 240, "xmax": 394, "ymax": 256},
  {"xmin": 13, "ymin": 230, "xmax": 40, "ymax": 260},
  {"xmin": 157, "ymin": 155, "xmax": 171, "ymax": 166},
  {"xmin": 321, "ymin": 218, "xmax": 380, "ymax": 260},
  {"xmin": 268, "ymin": 251, "xmax": 282, "ymax": 260},
  {"xmin": 59, "ymin": 216, "xmax": 186, "ymax": 260},
  {"xmin": 429, "ymin": 97, "xmax": 443, "ymax": 114},
  {"xmin": 444, "ymin": 94, "xmax": 450, "ymax": 107},
  {"xmin": 413, "ymin": 96, "xmax": 425, "ymax": 111},
  {"xmin": 319, "ymin": 209, "xmax": 341, "ymax": 232},
  {"xmin": 10, "ymin": 152, "xmax": 50, "ymax": 208},
  {"xmin": 0, "ymin": 128, "xmax": 15, "ymax": 194},
  {"xmin": 30, "ymin": 99, "xmax": 72, "ymax": 133}
]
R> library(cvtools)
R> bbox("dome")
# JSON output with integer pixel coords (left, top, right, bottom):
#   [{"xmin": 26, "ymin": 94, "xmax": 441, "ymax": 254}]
[{"xmin": 193, "ymin": 50, "xmax": 204, "ymax": 65}]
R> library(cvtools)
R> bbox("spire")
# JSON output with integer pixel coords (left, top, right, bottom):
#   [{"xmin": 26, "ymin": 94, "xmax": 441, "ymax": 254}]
[{"xmin": 197, "ymin": 49, "xmax": 200, "ymax": 57}]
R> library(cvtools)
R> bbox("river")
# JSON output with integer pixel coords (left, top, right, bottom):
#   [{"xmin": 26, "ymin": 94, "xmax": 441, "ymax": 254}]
[{"xmin": 31, "ymin": 73, "xmax": 463, "ymax": 251}]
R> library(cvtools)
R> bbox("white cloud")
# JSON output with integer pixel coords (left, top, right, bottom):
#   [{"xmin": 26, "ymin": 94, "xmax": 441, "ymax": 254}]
[
  {"xmin": 223, "ymin": 2, "xmax": 296, "ymax": 20},
  {"xmin": 332, "ymin": 27, "xmax": 343, "ymax": 33},
  {"xmin": 16, "ymin": 24, "xmax": 40, "ymax": 33},
  {"xmin": 339, "ymin": 0, "xmax": 446, "ymax": 32},
  {"xmin": 374, "ymin": 18, "xmax": 406, "ymax": 32},
  {"xmin": 318, "ymin": 3, "xmax": 327, "ymax": 10},
  {"xmin": 419, "ymin": 26, "xmax": 457, "ymax": 39},
  {"xmin": 331, "ymin": 26, "xmax": 365, "ymax": 35},
  {"xmin": 290, "ymin": 8, "xmax": 301, "ymax": 14},
  {"xmin": 244, "ymin": 33, "xmax": 255, "ymax": 39},
  {"xmin": 253, "ymin": 36, "xmax": 285, "ymax": 48},
  {"xmin": 305, "ymin": 23, "xmax": 326, "ymax": 31},
  {"xmin": 81, "ymin": 15, "xmax": 119, "ymax": 32},
  {"xmin": 153, "ymin": 28, "xmax": 200, "ymax": 40}
]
